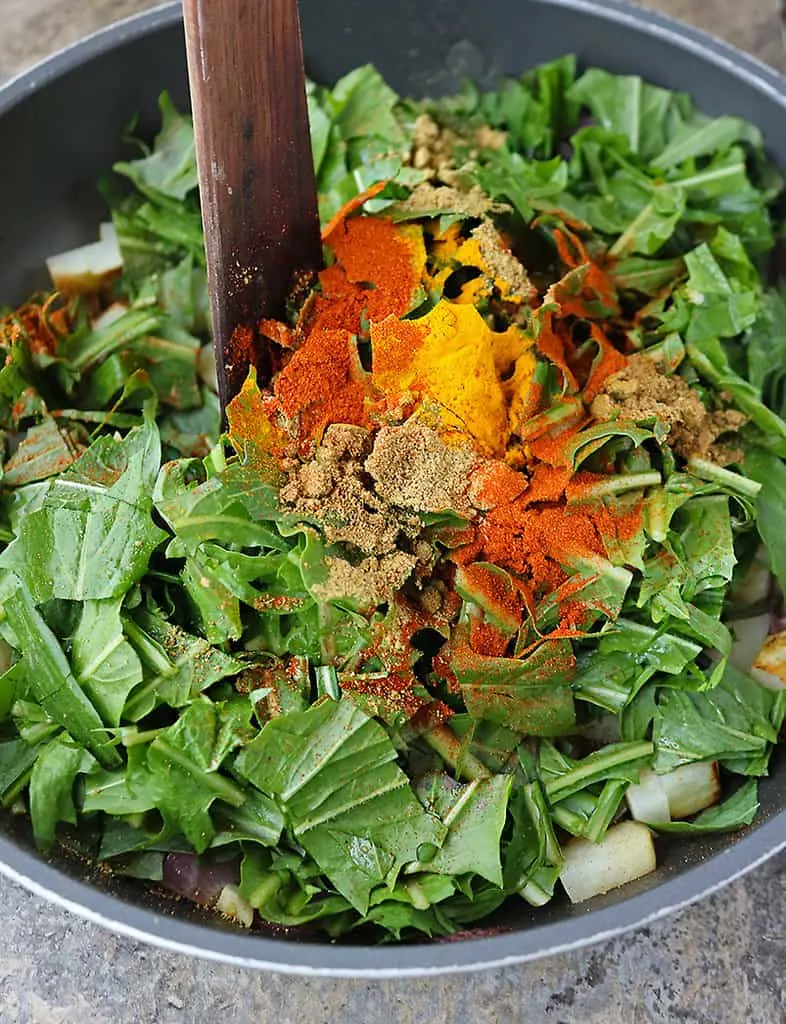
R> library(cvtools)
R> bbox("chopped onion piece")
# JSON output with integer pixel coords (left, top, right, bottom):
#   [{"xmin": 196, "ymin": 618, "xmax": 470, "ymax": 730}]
[
  {"xmin": 99, "ymin": 221, "xmax": 117, "ymax": 244},
  {"xmin": 729, "ymin": 614, "xmax": 770, "ymax": 673},
  {"xmin": 47, "ymin": 234, "xmax": 123, "ymax": 295},
  {"xmin": 625, "ymin": 772, "xmax": 671, "ymax": 824},
  {"xmin": 560, "ymin": 821, "xmax": 656, "ymax": 904},
  {"xmin": 162, "ymin": 852, "xmax": 239, "ymax": 907},
  {"xmin": 751, "ymin": 631, "xmax": 786, "ymax": 691},
  {"xmin": 216, "ymin": 884, "xmax": 254, "ymax": 928}
]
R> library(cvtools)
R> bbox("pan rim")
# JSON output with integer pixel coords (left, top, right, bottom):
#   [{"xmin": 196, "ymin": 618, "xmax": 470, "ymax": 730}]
[{"xmin": 0, "ymin": 820, "xmax": 783, "ymax": 976}]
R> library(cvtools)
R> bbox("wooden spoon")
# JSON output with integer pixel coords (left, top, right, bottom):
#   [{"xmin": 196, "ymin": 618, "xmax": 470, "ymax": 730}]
[{"xmin": 183, "ymin": 0, "xmax": 322, "ymax": 411}]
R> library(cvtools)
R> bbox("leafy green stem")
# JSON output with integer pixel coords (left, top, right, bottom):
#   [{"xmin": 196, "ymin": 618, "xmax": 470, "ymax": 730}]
[
  {"xmin": 585, "ymin": 778, "xmax": 628, "ymax": 842},
  {"xmin": 687, "ymin": 457, "xmax": 762, "ymax": 499},
  {"xmin": 544, "ymin": 741, "xmax": 654, "ymax": 802},
  {"xmin": 577, "ymin": 471, "xmax": 662, "ymax": 499}
]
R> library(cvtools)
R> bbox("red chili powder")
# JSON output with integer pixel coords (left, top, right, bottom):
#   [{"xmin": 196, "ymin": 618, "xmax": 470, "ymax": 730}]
[
  {"xmin": 259, "ymin": 317, "xmax": 297, "ymax": 349},
  {"xmin": 583, "ymin": 324, "xmax": 628, "ymax": 402},
  {"xmin": 595, "ymin": 496, "xmax": 645, "ymax": 545},
  {"xmin": 470, "ymin": 460, "xmax": 529, "ymax": 510},
  {"xmin": 521, "ymin": 465, "xmax": 573, "ymax": 505},
  {"xmin": 552, "ymin": 227, "xmax": 619, "ymax": 316},
  {"xmin": 469, "ymin": 494, "xmax": 610, "ymax": 600},
  {"xmin": 528, "ymin": 424, "xmax": 585, "ymax": 467},
  {"xmin": 533, "ymin": 506, "xmax": 606, "ymax": 560},
  {"xmin": 564, "ymin": 483, "xmax": 645, "ymax": 551},
  {"xmin": 526, "ymin": 552, "xmax": 568, "ymax": 596},
  {"xmin": 432, "ymin": 647, "xmax": 462, "ymax": 695},
  {"xmin": 273, "ymin": 327, "xmax": 368, "ymax": 443},
  {"xmin": 565, "ymin": 470, "xmax": 607, "ymax": 501},
  {"xmin": 469, "ymin": 619, "xmax": 511, "ymax": 657},
  {"xmin": 559, "ymin": 599, "xmax": 594, "ymax": 631},
  {"xmin": 409, "ymin": 700, "xmax": 455, "ymax": 731},
  {"xmin": 370, "ymin": 316, "xmax": 428, "ymax": 378},
  {"xmin": 533, "ymin": 313, "xmax": 579, "ymax": 391},
  {"xmin": 459, "ymin": 562, "xmax": 527, "ymax": 625},
  {"xmin": 310, "ymin": 217, "xmax": 422, "ymax": 337},
  {"xmin": 553, "ymin": 226, "xmax": 590, "ymax": 269},
  {"xmin": 5, "ymin": 294, "xmax": 74, "ymax": 357},
  {"xmin": 340, "ymin": 670, "xmax": 429, "ymax": 720},
  {"xmin": 306, "ymin": 264, "xmax": 367, "ymax": 335},
  {"xmin": 320, "ymin": 180, "xmax": 390, "ymax": 241}
]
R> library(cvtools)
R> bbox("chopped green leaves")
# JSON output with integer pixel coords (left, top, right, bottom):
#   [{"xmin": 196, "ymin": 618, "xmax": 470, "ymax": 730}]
[
  {"xmin": 30, "ymin": 735, "xmax": 96, "ymax": 849},
  {"xmin": 308, "ymin": 65, "xmax": 425, "ymax": 223},
  {"xmin": 114, "ymin": 94, "xmax": 198, "ymax": 201},
  {"xmin": 415, "ymin": 773, "xmax": 512, "ymax": 886},
  {"xmin": 649, "ymin": 779, "xmax": 759, "ymax": 834},
  {"xmin": 0, "ymin": 417, "xmax": 166, "ymax": 603},
  {"xmin": 125, "ymin": 698, "xmax": 252, "ymax": 852},
  {"xmin": 0, "ymin": 575, "xmax": 120, "ymax": 768},
  {"xmin": 236, "ymin": 698, "xmax": 446, "ymax": 912},
  {"xmin": 451, "ymin": 639, "xmax": 576, "ymax": 736},
  {"xmin": 567, "ymin": 69, "xmax": 675, "ymax": 160},
  {"xmin": 72, "ymin": 599, "xmax": 143, "ymax": 727},
  {"xmin": 652, "ymin": 665, "xmax": 784, "ymax": 774}
]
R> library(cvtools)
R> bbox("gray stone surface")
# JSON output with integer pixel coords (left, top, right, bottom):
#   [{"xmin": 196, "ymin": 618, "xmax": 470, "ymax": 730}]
[{"xmin": 0, "ymin": 1, "xmax": 784, "ymax": 1021}]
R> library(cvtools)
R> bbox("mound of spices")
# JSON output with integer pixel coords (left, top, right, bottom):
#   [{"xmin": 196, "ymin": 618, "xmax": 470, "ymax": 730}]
[{"xmin": 231, "ymin": 190, "xmax": 741, "ymax": 722}]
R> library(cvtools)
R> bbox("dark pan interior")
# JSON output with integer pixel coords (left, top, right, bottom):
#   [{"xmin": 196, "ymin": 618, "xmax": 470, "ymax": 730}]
[{"xmin": 0, "ymin": 0, "xmax": 784, "ymax": 974}]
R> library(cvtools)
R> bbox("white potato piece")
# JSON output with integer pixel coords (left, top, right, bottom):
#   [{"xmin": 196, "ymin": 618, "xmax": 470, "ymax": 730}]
[
  {"xmin": 659, "ymin": 761, "xmax": 720, "ymax": 819},
  {"xmin": 627, "ymin": 762, "xmax": 720, "ymax": 823},
  {"xmin": 560, "ymin": 821, "xmax": 656, "ymax": 904},
  {"xmin": 625, "ymin": 772, "xmax": 671, "ymax": 824},
  {"xmin": 46, "ymin": 234, "xmax": 123, "ymax": 295},
  {"xmin": 751, "ymin": 631, "xmax": 786, "ymax": 691}
]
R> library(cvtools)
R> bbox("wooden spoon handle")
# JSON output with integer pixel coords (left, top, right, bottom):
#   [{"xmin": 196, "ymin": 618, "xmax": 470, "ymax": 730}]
[{"xmin": 183, "ymin": 0, "xmax": 322, "ymax": 407}]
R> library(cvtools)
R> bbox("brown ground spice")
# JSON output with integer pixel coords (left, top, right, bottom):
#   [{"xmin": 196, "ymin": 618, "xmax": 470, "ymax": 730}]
[
  {"xmin": 470, "ymin": 220, "xmax": 532, "ymax": 300},
  {"xmin": 281, "ymin": 419, "xmax": 478, "ymax": 604},
  {"xmin": 311, "ymin": 552, "xmax": 418, "ymax": 606},
  {"xmin": 591, "ymin": 354, "xmax": 746, "ymax": 464},
  {"xmin": 392, "ymin": 182, "xmax": 499, "ymax": 220},
  {"xmin": 410, "ymin": 114, "xmax": 458, "ymax": 182},
  {"xmin": 365, "ymin": 418, "xmax": 476, "ymax": 516},
  {"xmin": 279, "ymin": 424, "xmax": 420, "ymax": 556},
  {"xmin": 473, "ymin": 125, "xmax": 507, "ymax": 152},
  {"xmin": 408, "ymin": 116, "xmax": 506, "ymax": 184}
]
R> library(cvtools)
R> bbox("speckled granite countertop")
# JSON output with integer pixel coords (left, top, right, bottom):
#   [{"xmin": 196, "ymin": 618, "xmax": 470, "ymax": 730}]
[{"xmin": 0, "ymin": 2, "xmax": 784, "ymax": 1021}]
